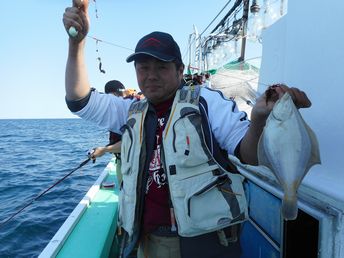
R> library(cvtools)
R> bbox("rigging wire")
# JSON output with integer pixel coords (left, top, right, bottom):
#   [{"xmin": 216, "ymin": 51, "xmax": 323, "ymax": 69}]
[
  {"xmin": 200, "ymin": 0, "xmax": 235, "ymax": 37},
  {"xmin": 87, "ymin": 35, "xmax": 134, "ymax": 74},
  {"xmin": 182, "ymin": 0, "xmax": 234, "ymax": 62},
  {"xmin": 0, "ymin": 158, "xmax": 92, "ymax": 229},
  {"xmin": 183, "ymin": 1, "xmax": 245, "ymax": 68},
  {"xmin": 211, "ymin": 0, "xmax": 243, "ymax": 34}
]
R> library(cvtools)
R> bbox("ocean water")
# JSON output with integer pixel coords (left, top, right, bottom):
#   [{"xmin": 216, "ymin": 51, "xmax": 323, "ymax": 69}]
[{"xmin": 0, "ymin": 119, "xmax": 110, "ymax": 257}]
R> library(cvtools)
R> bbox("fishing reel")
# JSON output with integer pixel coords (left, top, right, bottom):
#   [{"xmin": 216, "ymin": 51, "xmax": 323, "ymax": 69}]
[{"xmin": 87, "ymin": 149, "xmax": 96, "ymax": 163}]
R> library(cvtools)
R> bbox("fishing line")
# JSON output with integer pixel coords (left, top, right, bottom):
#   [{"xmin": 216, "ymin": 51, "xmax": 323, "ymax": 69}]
[
  {"xmin": 93, "ymin": 0, "xmax": 99, "ymax": 19},
  {"xmin": 87, "ymin": 36, "xmax": 134, "ymax": 52},
  {"xmin": 95, "ymin": 39, "xmax": 106, "ymax": 74},
  {"xmin": 0, "ymin": 158, "xmax": 91, "ymax": 229},
  {"xmin": 88, "ymin": 0, "xmax": 106, "ymax": 74},
  {"xmin": 86, "ymin": 2, "xmax": 133, "ymax": 74}
]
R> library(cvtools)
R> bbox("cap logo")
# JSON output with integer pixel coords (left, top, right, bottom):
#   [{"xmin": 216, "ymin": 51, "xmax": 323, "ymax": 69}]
[{"xmin": 140, "ymin": 37, "xmax": 166, "ymax": 48}]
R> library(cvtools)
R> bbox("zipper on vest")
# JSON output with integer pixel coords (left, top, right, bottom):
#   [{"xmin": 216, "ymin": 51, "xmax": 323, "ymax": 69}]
[
  {"xmin": 169, "ymin": 201, "xmax": 177, "ymax": 232},
  {"xmin": 184, "ymin": 136, "xmax": 190, "ymax": 156},
  {"xmin": 161, "ymin": 138, "xmax": 178, "ymax": 233}
]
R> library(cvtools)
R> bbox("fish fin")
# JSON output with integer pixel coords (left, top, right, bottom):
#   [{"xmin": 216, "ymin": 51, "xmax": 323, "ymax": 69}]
[
  {"xmin": 281, "ymin": 194, "xmax": 298, "ymax": 220},
  {"xmin": 304, "ymin": 123, "xmax": 321, "ymax": 172}
]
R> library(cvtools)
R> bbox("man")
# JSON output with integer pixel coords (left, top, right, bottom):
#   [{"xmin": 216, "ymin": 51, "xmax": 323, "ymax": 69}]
[
  {"xmin": 62, "ymin": 1, "xmax": 311, "ymax": 257},
  {"xmin": 103, "ymin": 80, "xmax": 125, "ymax": 147},
  {"xmin": 90, "ymin": 80, "xmax": 125, "ymax": 183},
  {"xmin": 105, "ymin": 79, "xmax": 126, "ymax": 97}
]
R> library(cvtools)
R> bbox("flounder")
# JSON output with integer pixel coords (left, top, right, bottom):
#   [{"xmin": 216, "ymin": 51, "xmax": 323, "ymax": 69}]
[{"xmin": 258, "ymin": 93, "xmax": 321, "ymax": 220}]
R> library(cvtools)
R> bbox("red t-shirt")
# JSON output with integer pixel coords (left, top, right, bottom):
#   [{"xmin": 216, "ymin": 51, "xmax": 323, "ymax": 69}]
[{"xmin": 142, "ymin": 98, "xmax": 173, "ymax": 233}]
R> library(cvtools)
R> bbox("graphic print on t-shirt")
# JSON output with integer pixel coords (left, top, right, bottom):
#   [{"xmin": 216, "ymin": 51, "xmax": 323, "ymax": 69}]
[
  {"xmin": 146, "ymin": 117, "xmax": 167, "ymax": 194},
  {"xmin": 143, "ymin": 99, "xmax": 174, "ymax": 233}
]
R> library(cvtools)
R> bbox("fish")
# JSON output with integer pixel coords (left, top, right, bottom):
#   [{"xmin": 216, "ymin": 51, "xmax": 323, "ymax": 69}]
[{"xmin": 257, "ymin": 92, "xmax": 321, "ymax": 220}]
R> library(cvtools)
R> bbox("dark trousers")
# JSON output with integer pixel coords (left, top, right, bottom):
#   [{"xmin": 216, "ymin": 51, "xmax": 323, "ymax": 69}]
[{"xmin": 179, "ymin": 227, "xmax": 242, "ymax": 258}]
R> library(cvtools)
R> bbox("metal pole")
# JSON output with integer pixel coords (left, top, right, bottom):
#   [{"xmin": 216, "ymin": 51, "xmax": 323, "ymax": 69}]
[
  {"xmin": 193, "ymin": 25, "xmax": 201, "ymax": 72},
  {"xmin": 188, "ymin": 33, "xmax": 193, "ymax": 73},
  {"xmin": 280, "ymin": 0, "xmax": 285, "ymax": 16},
  {"xmin": 239, "ymin": 0, "xmax": 250, "ymax": 62}
]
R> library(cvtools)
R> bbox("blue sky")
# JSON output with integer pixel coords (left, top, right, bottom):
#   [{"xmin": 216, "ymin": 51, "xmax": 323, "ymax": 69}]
[{"xmin": 0, "ymin": 0, "xmax": 235, "ymax": 119}]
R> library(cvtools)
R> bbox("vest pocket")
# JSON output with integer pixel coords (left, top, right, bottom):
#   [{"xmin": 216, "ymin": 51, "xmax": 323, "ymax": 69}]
[
  {"xmin": 171, "ymin": 172, "xmax": 247, "ymax": 237},
  {"xmin": 172, "ymin": 114, "xmax": 210, "ymax": 168}
]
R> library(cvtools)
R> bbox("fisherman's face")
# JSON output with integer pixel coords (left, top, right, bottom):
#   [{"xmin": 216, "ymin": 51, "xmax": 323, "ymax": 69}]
[{"xmin": 135, "ymin": 57, "xmax": 184, "ymax": 104}]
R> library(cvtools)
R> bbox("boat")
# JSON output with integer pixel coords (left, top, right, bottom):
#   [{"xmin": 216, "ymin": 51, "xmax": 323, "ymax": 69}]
[
  {"xmin": 40, "ymin": 0, "xmax": 344, "ymax": 257},
  {"xmin": 39, "ymin": 157, "xmax": 121, "ymax": 257}
]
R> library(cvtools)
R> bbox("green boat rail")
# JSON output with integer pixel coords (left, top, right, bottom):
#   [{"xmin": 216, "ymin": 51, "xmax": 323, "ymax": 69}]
[{"xmin": 39, "ymin": 157, "xmax": 120, "ymax": 258}]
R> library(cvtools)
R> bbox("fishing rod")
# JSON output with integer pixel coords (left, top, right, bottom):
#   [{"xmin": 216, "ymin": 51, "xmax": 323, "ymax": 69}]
[{"xmin": 0, "ymin": 157, "xmax": 92, "ymax": 229}]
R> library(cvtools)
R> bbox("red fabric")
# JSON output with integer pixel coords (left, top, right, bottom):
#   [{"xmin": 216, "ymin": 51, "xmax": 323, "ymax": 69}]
[
  {"xmin": 108, "ymin": 131, "xmax": 121, "ymax": 145},
  {"xmin": 142, "ymin": 98, "xmax": 174, "ymax": 233}
]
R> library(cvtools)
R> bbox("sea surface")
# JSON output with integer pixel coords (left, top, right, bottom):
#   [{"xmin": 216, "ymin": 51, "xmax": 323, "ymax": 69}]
[{"xmin": 0, "ymin": 119, "xmax": 110, "ymax": 257}]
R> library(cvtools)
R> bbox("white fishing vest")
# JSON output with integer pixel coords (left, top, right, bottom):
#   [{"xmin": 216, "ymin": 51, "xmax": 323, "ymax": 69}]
[{"xmin": 118, "ymin": 86, "xmax": 248, "ymax": 238}]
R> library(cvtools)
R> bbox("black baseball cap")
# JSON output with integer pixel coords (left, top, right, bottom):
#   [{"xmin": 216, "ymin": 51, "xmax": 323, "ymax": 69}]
[
  {"xmin": 126, "ymin": 31, "xmax": 182, "ymax": 64},
  {"xmin": 104, "ymin": 80, "xmax": 125, "ymax": 94}
]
